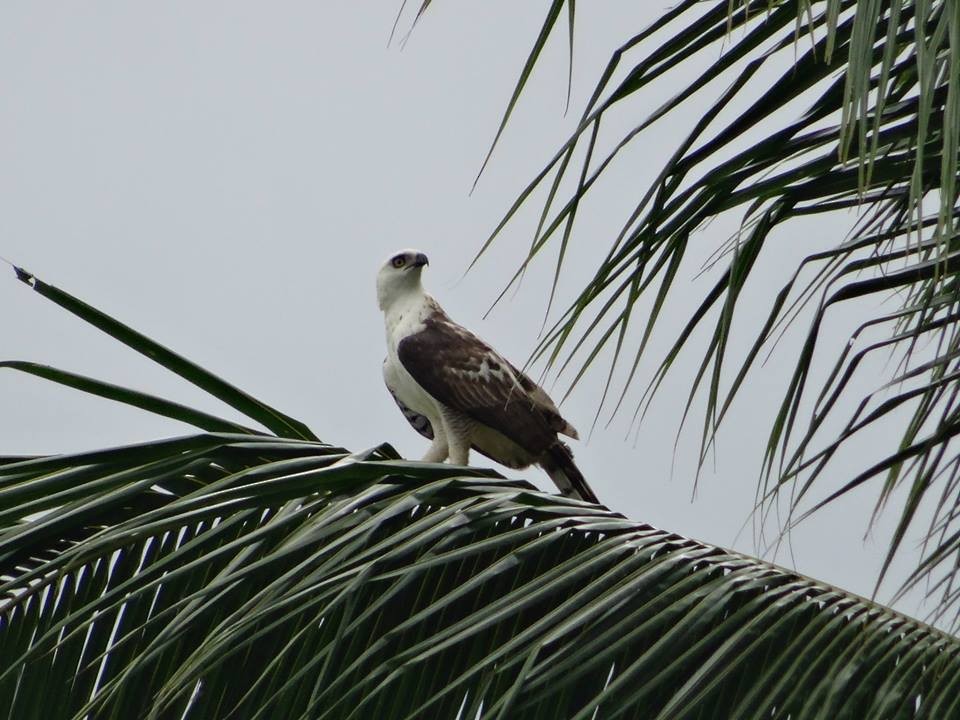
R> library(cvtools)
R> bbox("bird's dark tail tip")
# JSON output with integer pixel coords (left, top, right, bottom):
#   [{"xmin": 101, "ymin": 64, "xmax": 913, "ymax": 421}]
[{"xmin": 541, "ymin": 442, "xmax": 600, "ymax": 504}]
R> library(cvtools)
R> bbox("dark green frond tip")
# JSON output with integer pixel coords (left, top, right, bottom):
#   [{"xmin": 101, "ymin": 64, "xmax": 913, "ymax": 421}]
[
  {"xmin": 12, "ymin": 264, "xmax": 35, "ymax": 286},
  {"xmin": 10, "ymin": 265, "xmax": 317, "ymax": 441},
  {"xmin": 0, "ymin": 435, "xmax": 957, "ymax": 719}
]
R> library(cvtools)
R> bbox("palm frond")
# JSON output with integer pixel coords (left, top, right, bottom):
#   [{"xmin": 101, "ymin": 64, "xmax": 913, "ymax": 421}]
[
  {"xmin": 438, "ymin": 1, "xmax": 960, "ymax": 621},
  {"xmin": 12, "ymin": 266, "xmax": 315, "ymax": 440},
  {"xmin": 3, "ymin": 434, "xmax": 960, "ymax": 719},
  {"xmin": 8, "ymin": 239, "xmax": 960, "ymax": 720},
  {"xmin": 1, "ymin": 263, "xmax": 959, "ymax": 717}
]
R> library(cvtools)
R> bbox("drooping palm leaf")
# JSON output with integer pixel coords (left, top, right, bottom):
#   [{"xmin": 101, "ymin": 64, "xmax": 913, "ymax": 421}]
[
  {"xmin": 429, "ymin": 1, "xmax": 960, "ymax": 621},
  {"xmin": 1, "ymin": 263, "xmax": 960, "ymax": 718},
  {"xmin": 3, "ymin": 434, "xmax": 960, "ymax": 719}
]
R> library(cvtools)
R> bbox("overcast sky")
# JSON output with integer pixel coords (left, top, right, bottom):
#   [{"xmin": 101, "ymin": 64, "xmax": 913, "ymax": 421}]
[{"xmin": 0, "ymin": 2, "xmax": 940, "ymax": 623}]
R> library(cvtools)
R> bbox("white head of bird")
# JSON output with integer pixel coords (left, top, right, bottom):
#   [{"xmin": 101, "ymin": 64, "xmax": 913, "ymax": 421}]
[{"xmin": 376, "ymin": 249, "xmax": 430, "ymax": 312}]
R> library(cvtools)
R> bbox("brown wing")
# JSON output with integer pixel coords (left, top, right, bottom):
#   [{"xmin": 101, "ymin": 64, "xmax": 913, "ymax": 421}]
[
  {"xmin": 397, "ymin": 314, "xmax": 560, "ymax": 455},
  {"xmin": 501, "ymin": 359, "xmax": 578, "ymax": 439}
]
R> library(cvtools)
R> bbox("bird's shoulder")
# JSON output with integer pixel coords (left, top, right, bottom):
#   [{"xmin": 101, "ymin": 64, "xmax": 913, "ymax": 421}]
[{"xmin": 399, "ymin": 308, "xmax": 508, "ymax": 382}]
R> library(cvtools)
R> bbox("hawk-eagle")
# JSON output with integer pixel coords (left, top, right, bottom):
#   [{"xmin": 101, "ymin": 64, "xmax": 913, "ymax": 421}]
[{"xmin": 377, "ymin": 248, "xmax": 599, "ymax": 504}]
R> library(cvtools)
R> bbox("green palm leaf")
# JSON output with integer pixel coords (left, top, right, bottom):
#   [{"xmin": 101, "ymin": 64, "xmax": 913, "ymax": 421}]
[
  {"xmin": 436, "ymin": 1, "xmax": 960, "ymax": 621},
  {"xmin": 12, "ymin": 266, "xmax": 315, "ymax": 441},
  {"xmin": 1, "ymin": 253, "xmax": 960, "ymax": 718},
  {"xmin": 3, "ymin": 434, "xmax": 960, "ymax": 719}
]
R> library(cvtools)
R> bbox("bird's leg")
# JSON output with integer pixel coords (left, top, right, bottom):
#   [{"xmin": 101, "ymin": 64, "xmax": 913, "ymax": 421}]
[
  {"xmin": 421, "ymin": 423, "xmax": 449, "ymax": 463},
  {"xmin": 442, "ymin": 409, "xmax": 472, "ymax": 466},
  {"xmin": 422, "ymin": 440, "xmax": 449, "ymax": 463},
  {"xmin": 447, "ymin": 438, "xmax": 470, "ymax": 466}
]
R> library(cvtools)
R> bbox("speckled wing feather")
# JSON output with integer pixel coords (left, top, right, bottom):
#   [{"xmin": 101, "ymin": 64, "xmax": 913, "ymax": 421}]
[{"xmin": 397, "ymin": 311, "xmax": 564, "ymax": 456}]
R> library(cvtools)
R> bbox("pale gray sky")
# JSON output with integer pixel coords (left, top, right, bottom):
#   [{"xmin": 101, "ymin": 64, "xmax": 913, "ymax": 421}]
[{"xmin": 0, "ymin": 2, "xmax": 936, "ymax": 621}]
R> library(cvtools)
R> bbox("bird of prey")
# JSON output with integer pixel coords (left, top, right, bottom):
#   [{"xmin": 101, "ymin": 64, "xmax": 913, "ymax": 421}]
[{"xmin": 377, "ymin": 248, "xmax": 599, "ymax": 504}]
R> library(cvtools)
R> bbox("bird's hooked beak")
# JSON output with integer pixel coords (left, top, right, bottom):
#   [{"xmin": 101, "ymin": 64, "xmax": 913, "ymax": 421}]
[{"xmin": 411, "ymin": 252, "xmax": 429, "ymax": 269}]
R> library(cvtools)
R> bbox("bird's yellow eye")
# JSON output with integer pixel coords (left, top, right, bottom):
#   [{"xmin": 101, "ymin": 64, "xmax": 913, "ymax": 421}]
[{"xmin": 391, "ymin": 256, "xmax": 405, "ymax": 268}]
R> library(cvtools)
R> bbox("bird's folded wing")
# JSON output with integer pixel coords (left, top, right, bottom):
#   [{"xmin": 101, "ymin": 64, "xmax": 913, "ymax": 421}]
[{"xmin": 397, "ymin": 316, "xmax": 557, "ymax": 453}]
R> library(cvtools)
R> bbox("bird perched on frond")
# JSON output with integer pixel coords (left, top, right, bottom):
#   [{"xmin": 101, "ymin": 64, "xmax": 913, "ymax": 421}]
[{"xmin": 377, "ymin": 249, "xmax": 599, "ymax": 504}]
